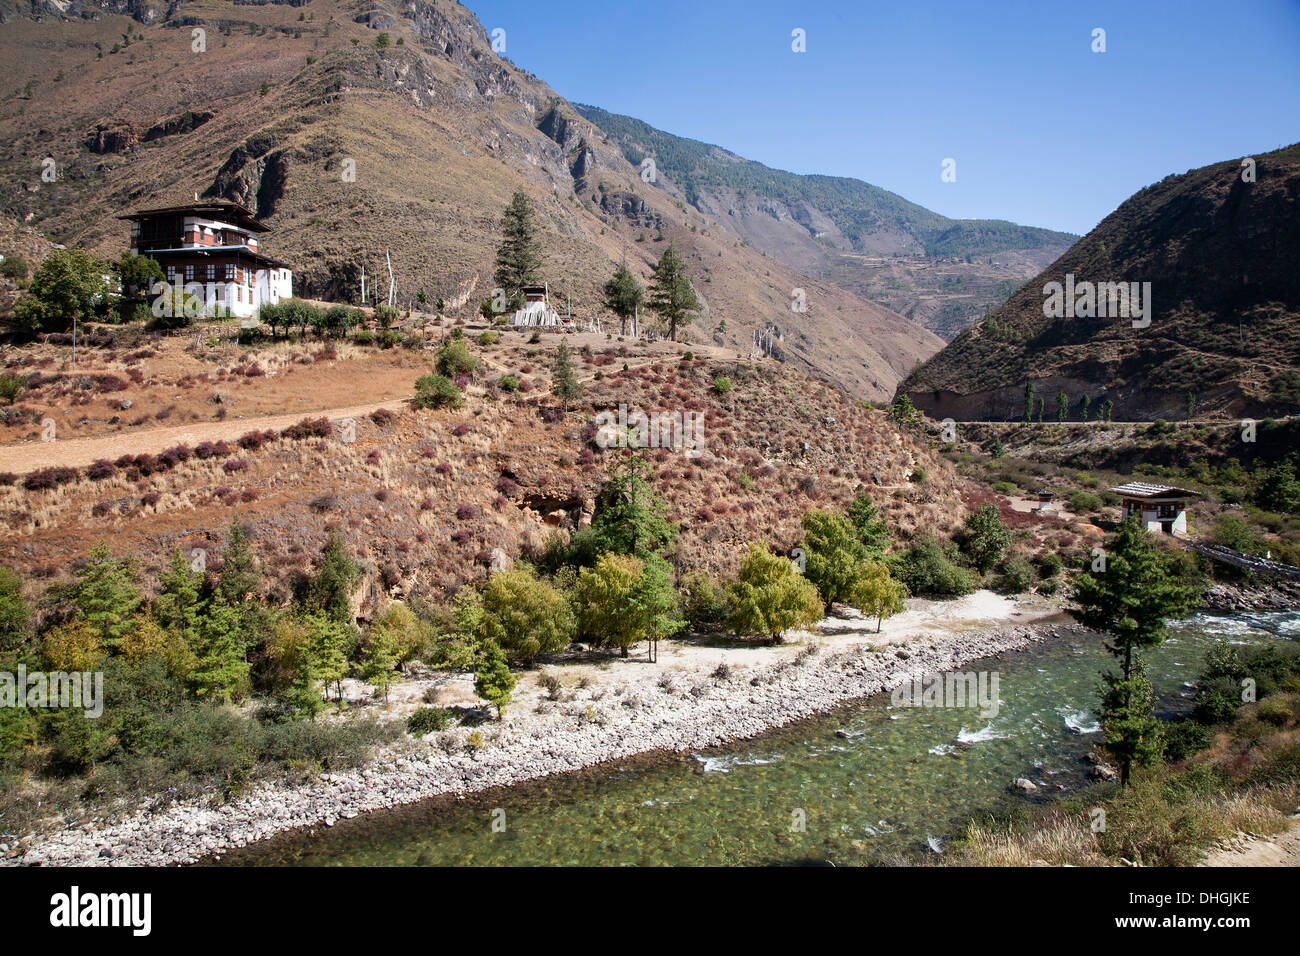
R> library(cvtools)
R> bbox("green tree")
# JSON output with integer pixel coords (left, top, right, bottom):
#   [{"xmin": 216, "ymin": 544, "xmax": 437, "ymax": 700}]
[
  {"xmin": 1079, "ymin": 394, "xmax": 1091, "ymax": 422},
  {"xmin": 889, "ymin": 394, "xmax": 920, "ymax": 427},
  {"xmin": 551, "ymin": 340, "xmax": 582, "ymax": 412},
  {"xmin": 302, "ymin": 610, "xmax": 351, "ymax": 702},
  {"xmin": 361, "ymin": 627, "xmax": 398, "ymax": 702},
  {"xmin": 1069, "ymin": 519, "xmax": 1200, "ymax": 785},
  {"xmin": 1056, "ymin": 389, "xmax": 1069, "ymax": 422},
  {"xmin": 1023, "ymin": 382, "xmax": 1035, "ymax": 423},
  {"xmin": 1097, "ymin": 668, "xmax": 1164, "ymax": 785},
  {"xmin": 800, "ymin": 509, "xmax": 869, "ymax": 609},
  {"xmin": 477, "ymin": 569, "xmax": 575, "ymax": 662},
  {"xmin": 71, "ymin": 543, "xmax": 142, "ymax": 648},
  {"xmin": 1255, "ymin": 455, "xmax": 1300, "ymax": 514},
  {"xmin": 113, "ymin": 252, "xmax": 164, "ymax": 323},
  {"xmin": 602, "ymin": 260, "xmax": 643, "ymax": 335},
  {"xmin": 572, "ymin": 553, "xmax": 683, "ymax": 661},
  {"xmin": 474, "ymin": 640, "xmax": 516, "ymax": 719},
  {"xmin": 846, "ymin": 559, "xmax": 908, "ymax": 632},
  {"xmin": 0, "ymin": 566, "xmax": 30, "ymax": 659},
  {"xmin": 588, "ymin": 456, "xmax": 678, "ymax": 560},
  {"xmin": 845, "ymin": 493, "xmax": 891, "ymax": 557},
  {"xmin": 647, "ymin": 244, "xmax": 700, "ymax": 342},
  {"xmin": 493, "ymin": 191, "xmax": 542, "ymax": 311},
  {"xmin": 153, "ymin": 550, "xmax": 204, "ymax": 646},
  {"xmin": 188, "ymin": 597, "xmax": 251, "ymax": 702},
  {"xmin": 217, "ymin": 521, "xmax": 259, "ymax": 606},
  {"xmin": 961, "ymin": 503, "xmax": 1010, "ymax": 574},
  {"xmin": 727, "ymin": 543, "xmax": 823, "ymax": 643},
  {"xmin": 367, "ymin": 603, "xmax": 432, "ymax": 666},
  {"xmin": 307, "ymin": 531, "xmax": 360, "ymax": 624},
  {"xmin": 14, "ymin": 248, "xmax": 109, "ymax": 332}
]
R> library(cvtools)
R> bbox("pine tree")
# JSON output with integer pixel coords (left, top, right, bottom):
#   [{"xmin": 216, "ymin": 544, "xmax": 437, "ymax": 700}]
[
  {"xmin": 1056, "ymin": 389, "xmax": 1069, "ymax": 422},
  {"xmin": 361, "ymin": 627, "xmax": 398, "ymax": 702},
  {"xmin": 71, "ymin": 544, "xmax": 141, "ymax": 649},
  {"xmin": 474, "ymin": 639, "xmax": 516, "ymax": 719},
  {"xmin": 961, "ymin": 503, "xmax": 1010, "ymax": 574},
  {"xmin": 0, "ymin": 566, "xmax": 30, "ymax": 659},
  {"xmin": 303, "ymin": 611, "xmax": 351, "ymax": 702},
  {"xmin": 188, "ymin": 597, "xmax": 251, "ymax": 703},
  {"xmin": 308, "ymin": 531, "xmax": 361, "ymax": 624},
  {"xmin": 602, "ymin": 261, "xmax": 643, "ymax": 336},
  {"xmin": 217, "ymin": 520, "xmax": 259, "ymax": 605},
  {"xmin": 550, "ymin": 340, "xmax": 582, "ymax": 412},
  {"xmin": 1023, "ymin": 382, "xmax": 1035, "ymax": 423},
  {"xmin": 588, "ymin": 456, "xmax": 678, "ymax": 560},
  {"xmin": 1070, "ymin": 519, "xmax": 1200, "ymax": 784},
  {"xmin": 845, "ymin": 494, "xmax": 891, "ymax": 557},
  {"xmin": 154, "ymin": 550, "xmax": 203, "ymax": 645},
  {"xmin": 493, "ymin": 191, "xmax": 542, "ymax": 312},
  {"xmin": 647, "ymin": 244, "xmax": 700, "ymax": 342}
]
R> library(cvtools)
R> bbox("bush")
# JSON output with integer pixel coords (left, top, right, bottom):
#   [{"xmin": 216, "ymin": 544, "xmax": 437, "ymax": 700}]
[
  {"xmin": 890, "ymin": 537, "xmax": 979, "ymax": 596},
  {"xmin": 1068, "ymin": 489, "xmax": 1104, "ymax": 512},
  {"xmin": 434, "ymin": 339, "xmax": 479, "ymax": 378},
  {"xmin": 0, "ymin": 372, "xmax": 24, "ymax": 405},
  {"xmin": 996, "ymin": 554, "xmax": 1036, "ymax": 594},
  {"xmin": 477, "ymin": 331, "xmax": 498, "ymax": 346},
  {"xmin": 24, "ymin": 466, "xmax": 79, "ymax": 491},
  {"xmin": 679, "ymin": 571, "xmax": 729, "ymax": 631},
  {"xmin": 406, "ymin": 707, "xmax": 455, "ymax": 736},
  {"xmin": 281, "ymin": 417, "xmax": 332, "ymax": 440},
  {"xmin": 0, "ymin": 254, "xmax": 29, "ymax": 281},
  {"xmin": 412, "ymin": 373, "xmax": 462, "ymax": 409},
  {"xmin": 477, "ymin": 569, "xmax": 575, "ymax": 662},
  {"xmin": 1037, "ymin": 552, "xmax": 1064, "ymax": 579},
  {"xmin": 497, "ymin": 374, "xmax": 521, "ymax": 392}
]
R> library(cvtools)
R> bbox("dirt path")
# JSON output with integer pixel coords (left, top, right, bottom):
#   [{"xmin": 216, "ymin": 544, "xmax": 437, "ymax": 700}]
[
  {"xmin": 1199, "ymin": 822, "xmax": 1300, "ymax": 866},
  {"xmin": 0, "ymin": 396, "xmax": 412, "ymax": 475}
]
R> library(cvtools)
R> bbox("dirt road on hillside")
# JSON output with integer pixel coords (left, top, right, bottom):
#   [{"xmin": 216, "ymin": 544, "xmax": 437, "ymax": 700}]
[{"xmin": 0, "ymin": 397, "xmax": 412, "ymax": 475}]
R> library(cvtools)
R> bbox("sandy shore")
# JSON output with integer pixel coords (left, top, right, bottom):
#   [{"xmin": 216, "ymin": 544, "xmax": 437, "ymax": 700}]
[{"xmin": 14, "ymin": 590, "xmax": 1068, "ymax": 867}]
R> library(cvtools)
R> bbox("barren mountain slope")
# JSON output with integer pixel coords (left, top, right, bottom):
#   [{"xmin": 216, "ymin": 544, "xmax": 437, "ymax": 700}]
[
  {"xmin": 0, "ymin": 0, "xmax": 941, "ymax": 400},
  {"xmin": 900, "ymin": 143, "xmax": 1300, "ymax": 421}
]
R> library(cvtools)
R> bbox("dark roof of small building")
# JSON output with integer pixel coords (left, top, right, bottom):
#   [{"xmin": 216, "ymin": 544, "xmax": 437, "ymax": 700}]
[
  {"xmin": 144, "ymin": 245, "xmax": 291, "ymax": 269},
  {"xmin": 1110, "ymin": 481, "xmax": 1200, "ymax": 499},
  {"xmin": 118, "ymin": 201, "xmax": 271, "ymax": 233}
]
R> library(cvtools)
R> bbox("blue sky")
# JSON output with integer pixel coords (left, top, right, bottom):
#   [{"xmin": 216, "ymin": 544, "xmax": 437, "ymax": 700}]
[{"xmin": 464, "ymin": 0, "xmax": 1300, "ymax": 236}]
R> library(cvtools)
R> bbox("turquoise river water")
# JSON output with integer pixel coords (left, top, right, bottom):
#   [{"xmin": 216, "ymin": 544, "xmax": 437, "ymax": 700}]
[{"xmin": 219, "ymin": 610, "xmax": 1298, "ymax": 866}]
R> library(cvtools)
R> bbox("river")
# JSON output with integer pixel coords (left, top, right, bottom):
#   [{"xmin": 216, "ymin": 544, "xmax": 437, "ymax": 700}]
[{"xmin": 217, "ymin": 610, "xmax": 1298, "ymax": 866}]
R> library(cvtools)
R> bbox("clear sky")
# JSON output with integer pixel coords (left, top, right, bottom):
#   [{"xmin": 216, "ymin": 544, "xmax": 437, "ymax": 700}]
[{"xmin": 464, "ymin": 0, "xmax": 1300, "ymax": 236}]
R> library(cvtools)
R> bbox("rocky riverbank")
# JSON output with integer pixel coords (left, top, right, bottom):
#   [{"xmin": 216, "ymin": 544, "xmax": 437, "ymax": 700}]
[
  {"xmin": 12, "ymin": 593, "xmax": 1068, "ymax": 867},
  {"xmin": 1202, "ymin": 579, "xmax": 1300, "ymax": 612}
]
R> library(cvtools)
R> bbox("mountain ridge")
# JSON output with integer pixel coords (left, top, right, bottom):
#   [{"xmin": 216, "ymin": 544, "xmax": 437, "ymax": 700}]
[{"xmin": 899, "ymin": 142, "xmax": 1300, "ymax": 420}]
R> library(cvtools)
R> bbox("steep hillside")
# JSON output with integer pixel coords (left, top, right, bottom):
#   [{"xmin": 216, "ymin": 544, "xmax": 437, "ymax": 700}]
[
  {"xmin": 0, "ymin": 0, "xmax": 941, "ymax": 400},
  {"xmin": 901, "ymin": 143, "xmax": 1300, "ymax": 421},
  {"xmin": 576, "ymin": 105, "xmax": 1078, "ymax": 340},
  {"xmin": 0, "ymin": 329, "xmax": 975, "ymax": 612}
]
